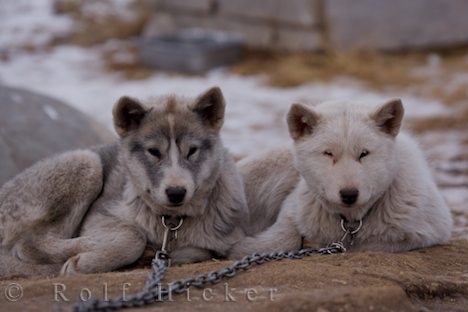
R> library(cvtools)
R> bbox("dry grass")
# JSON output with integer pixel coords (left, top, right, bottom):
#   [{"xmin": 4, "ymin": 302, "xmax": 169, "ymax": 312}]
[
  {"xmin": 409, "ymin": 108, "xmax": 468, "ymax": 133},
  {"xmin": 52, "ymin": 0, "xmax": 152, "ymax": 46},
  {"xmin": 52, "ymin": 0, "xmax": 157, "ymax": 79},
  {"xmin": 232, "ymin": 50, "xmax": 429, "ymax": 89},
  {"xmin": 232, "ymin": 49, "xmax": 468, "ymax": 136},
  {"xmin": 232, "ymin": 49, "xmax": 468, "ymax": 106},
  {"xmin": 101, "ymin": 44, "xmax": 155, "ymax": 80},
  {"xmin": 427, "ymin": 85, "xmax": 468, "ymax": 106}
]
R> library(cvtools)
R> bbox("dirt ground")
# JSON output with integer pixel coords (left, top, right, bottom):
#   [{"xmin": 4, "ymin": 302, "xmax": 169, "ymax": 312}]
[{"xmin": 1, "ymin": 240, "xmax": 467, "ymax": 312}]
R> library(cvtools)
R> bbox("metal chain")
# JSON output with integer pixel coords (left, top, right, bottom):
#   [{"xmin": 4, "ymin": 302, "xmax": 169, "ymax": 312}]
[
  {"xmin": 339, "ymin": 218, "xmax": 363, "ymax": 246},
  {"xmin": 61, "ymin": 244, "xmax": 345, "ymax": 312}
]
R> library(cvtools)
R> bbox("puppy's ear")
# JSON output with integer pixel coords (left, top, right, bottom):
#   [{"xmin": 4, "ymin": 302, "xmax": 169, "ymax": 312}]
[
  {"xmin": 372, "ymin": 99, "xmax": 404, "ymax": 137},
  {"xmin": 191, "ymin": 86, "xmax": 225, "ymax": 131},
  {"xmin": 113, "ymin": 96, "xmax": 147, "ymax": 137},
  {"xmin": 287, "ymin": 103, "xmax": 320, "ymax": 140}
]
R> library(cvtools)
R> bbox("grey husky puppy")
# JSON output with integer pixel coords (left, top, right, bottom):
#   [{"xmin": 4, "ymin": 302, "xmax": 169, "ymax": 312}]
[
  {"xmin": 0, "ymin": 87, "xmax": 248, "ymax": 277},
  {"xmin": 230, "ymin": 99, "xmax": 452, "ymax": 258}
]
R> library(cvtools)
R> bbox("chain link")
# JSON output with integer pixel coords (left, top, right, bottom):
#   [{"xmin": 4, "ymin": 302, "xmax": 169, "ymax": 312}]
[{"xmin": 60, "ymin": 244, "xmax": 345, "ymax": 312}]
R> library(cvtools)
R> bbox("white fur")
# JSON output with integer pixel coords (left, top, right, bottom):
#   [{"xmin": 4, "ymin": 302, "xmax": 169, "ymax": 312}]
[{"xmin": 230, "ymin": 99, "xmax": 452, "ymax": 258}]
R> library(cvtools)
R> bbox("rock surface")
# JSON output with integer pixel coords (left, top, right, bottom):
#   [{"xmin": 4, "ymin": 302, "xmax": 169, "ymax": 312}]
[
  {"xmin": 1, "ymin": 240, "xmax": 467, "ymax": 311},
  {"xmin": 146, "ymin": 0, "xmax": 323, "ymax": 51},
  {"xmin": 148, "ymin": 0, "xmax": 468, "ymax": 51},
  {"xmin": 325, "ymin": 0, "xmax": 468, "ymax": 51},
  {"xmin": 0, "ymin": 85, "xmax": 114, "ymax": 186}
]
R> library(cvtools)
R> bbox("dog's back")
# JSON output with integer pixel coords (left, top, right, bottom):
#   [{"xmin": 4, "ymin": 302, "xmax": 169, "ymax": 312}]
[
  {"xmin": 0, "ymin": 147, "xmax": 107, "ymax": 276},
  {"xmin": 238, "ymin": 148, "xmax": 299, "ymax": 235}
]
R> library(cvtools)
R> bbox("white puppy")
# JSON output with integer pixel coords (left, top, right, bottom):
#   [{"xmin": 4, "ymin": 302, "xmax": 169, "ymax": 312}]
[{"xmin": 231, "ymin": 99, "xmax": 452, "ymax": 257}]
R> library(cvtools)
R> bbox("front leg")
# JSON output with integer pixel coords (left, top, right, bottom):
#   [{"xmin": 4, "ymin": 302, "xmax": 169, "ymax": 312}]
[
  {"xmin": 354, "ymin": 230, "xmax": 440, "ymax": 253},
  {"xmin": 170, "ymin": 246, "xmax": 217, "ymax": 264},
  {"xmin": 61, "ymin": 218, "xmax": 146, "ymax": 275}
]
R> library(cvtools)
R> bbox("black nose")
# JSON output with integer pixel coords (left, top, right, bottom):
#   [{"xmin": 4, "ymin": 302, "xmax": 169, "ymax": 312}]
[
  {"xmin": 165, "ymin": 187, "xmax": 186, "ymax": 205},
  {"xmin": 340, "ymin": 188, "xmax": 359, "ymax": 205}
]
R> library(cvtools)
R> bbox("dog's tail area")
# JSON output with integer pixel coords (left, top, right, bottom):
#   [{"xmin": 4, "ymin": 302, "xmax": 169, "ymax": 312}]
[
  {"xmin": 0, "ymin": 252, "xmax": 61, "ymax": 279},
  {"xmin": 238, "ymin": 148, "xmax": 300, "ymax": 236}
]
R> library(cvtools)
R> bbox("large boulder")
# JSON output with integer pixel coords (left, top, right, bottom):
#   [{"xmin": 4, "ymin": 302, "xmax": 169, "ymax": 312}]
[
  {"xmin": 325, "ymin": 0, "xmax": 468, "ymax": 51},
  {"xmin": 0, "ymin": 85, "xmax": 114, "ymax": 186},
  {"xmin": 0, "ymin": 240, "xmax": 467, "ymax": 311}
]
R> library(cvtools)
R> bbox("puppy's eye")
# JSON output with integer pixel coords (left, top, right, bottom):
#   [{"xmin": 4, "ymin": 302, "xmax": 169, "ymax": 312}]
[
  {"xmin": 147, "ymin": 148, "xmax": 161, "ymax": 158},
  {"xmin": 187, "ymin": 146, "xmax": 198, "ymax": 158},
  {"xmin": 359, "ymin": 149, "xmax": 370, "ymax": 160},
  {"xmin": 323, "ymin": 150, "xmax": 333, "ymax": 157}
]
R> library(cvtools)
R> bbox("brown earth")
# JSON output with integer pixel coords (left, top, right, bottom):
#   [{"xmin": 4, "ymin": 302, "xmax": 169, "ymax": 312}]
[{"xmin": 1, "ymin": 240, "xmax": 467, "ymax": 312}]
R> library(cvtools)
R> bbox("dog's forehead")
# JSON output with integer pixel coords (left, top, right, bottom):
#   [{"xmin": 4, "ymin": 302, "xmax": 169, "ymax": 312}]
[
  {"xmin": 138, "ymin": 95, "xmax": 203, "ymax": 140},
  {"xmin": 314, "ymin": 102, "xmax": 366, "ymax": 132},
  {"xmin": 311, "ymin": 101, "xmax": 384, "ymax": 146},
  {"xmin": 145, "ymin": 95, "xmax": 194, "ymax": 114},
  {"xmin": 316, "ymin": 100, "xmax": 375, "ymax": 118}
]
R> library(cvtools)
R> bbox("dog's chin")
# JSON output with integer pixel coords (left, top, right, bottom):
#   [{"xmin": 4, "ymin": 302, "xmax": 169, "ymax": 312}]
[
  {"xmin": 165, "ymin": 203, "xmax": 184, "ymax": 209},
  {"xmin": 160, "ymin": 201, "xmax": 196, "ymax": 216},
  {"xmin": 149, "ymin": 204, "xmax": 185, "ymax": 218},
  {"xmin": 339, "ymin": 202, "xmax": 367, "ymax": 210},
  {"xmin": 332, "ymin": 203, "xmax": 372, "ymax": 221},
  {"xmin": 325, "ymin": 200, "xmax": 366, "ymax": 216},
  {"xmin": 141, "ymin": 194, "xmax": 185, "ymax": 215},
  {"xmin": 324, "ymin": 199, "xmax": 353, "ymax": 209}
]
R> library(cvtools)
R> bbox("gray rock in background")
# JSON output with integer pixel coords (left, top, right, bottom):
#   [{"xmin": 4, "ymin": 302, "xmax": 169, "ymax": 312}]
[
  {"xmin": 0, "ymin": 85, "xmax": 114, "ymax": 186},
  {"xmin": 148, "ymin": 0, "xmax": 468, "ymax": 51},
  {"xmin": 163, "ymin": 0, "xmax": 214, "ymax": 13},
  {"xmin": 325, "ymin": 0, "xmax": 468, "ymax": 51},
  {"xmin": 218, "ymin": 0, "xmax": 317, "ymax": 28},
  {"xmin": 276, "ymin": 26, "xmax": 322, "ymax": 51},
  {"xmin": 147, "ymin": 0, "xmax": 323, "ymax": 51}
]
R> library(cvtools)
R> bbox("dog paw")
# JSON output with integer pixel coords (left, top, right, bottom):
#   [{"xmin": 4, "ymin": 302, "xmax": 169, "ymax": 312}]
[{"xmin": 60, "ymin": 255, "xmax": 81, "ymax": 276}]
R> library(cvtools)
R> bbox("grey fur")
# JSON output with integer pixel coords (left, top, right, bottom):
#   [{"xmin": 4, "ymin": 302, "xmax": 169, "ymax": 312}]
[
  {"xmin": 0, "ymin": 87, "xmax": 248, "ymax": 277},
  {"xmin": 238, "ymin": 149, "xmax": 300, "ymax": 235}
]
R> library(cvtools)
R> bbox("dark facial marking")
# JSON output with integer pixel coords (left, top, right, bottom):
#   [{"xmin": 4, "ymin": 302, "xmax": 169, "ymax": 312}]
[
  {"xmin": 129, "ymin": 140, "xmax": 144, "ymax": 154},
  {"xmin": 201, "ymin": 139, "xmax": 213, "ymax": 151},
  {"xmin": 127, "ymin": 139, "xmax": 164, "ymax": 187}
]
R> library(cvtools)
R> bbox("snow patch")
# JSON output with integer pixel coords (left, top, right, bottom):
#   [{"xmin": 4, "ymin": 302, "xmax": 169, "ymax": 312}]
[
  {"xmin": 0, "ymin": 0, "xmax": 73, "ymax": 50},
  {"xmin": 43, "ymin": 105, "xmax": 59, "ymax": 120},
  {"xmin": 0, "ymin": 45, "xmax": 451, "ymax": 156}
]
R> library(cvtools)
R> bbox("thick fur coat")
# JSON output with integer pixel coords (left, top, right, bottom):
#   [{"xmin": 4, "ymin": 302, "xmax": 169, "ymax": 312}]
[
  {"xmin": 0, "ymin": 87, "xmax": 248, "ymax": 277},
  {"xmin": 230, "ymin": 99, "xmax": 452, "ymax": 258}
]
